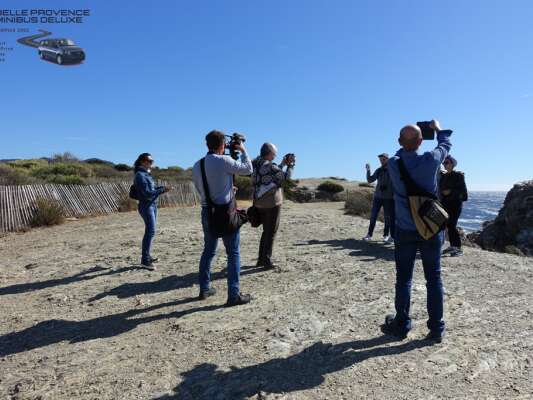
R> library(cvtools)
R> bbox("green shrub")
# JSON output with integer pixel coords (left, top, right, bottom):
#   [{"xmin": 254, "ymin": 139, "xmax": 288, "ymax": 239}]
[
  {"xmin": 282, "ymin": 178, "xmax": 299, "ymax": 201},
  {"xmin": 234, "ymin": 175, "xmax": 254, "ymax": 200},
  {"xmin": 31, "ymin": 163, "xmax": 92, "ymax": 180},
  {"xmin": 84, "ymin": 158, "xmax": 115, "ymax": 166},
  {"xmin": 45, "ymin": 174, "xmax": 85, "ymax": 185},
  {"xmin": 91, "ymin": 164, "xmax": 124, "ymax": 179},
  {"xmin": 317, "ymin": 181, "xmax": 345, "ymax": 194},
  {"xmin": 114, "ymin": 163, "xmax": 132, "ymax": 172},
  {"xmin": 344, "ymin": 189, "xmax": 374, "ymax": 218},
  {"xmin": 31, "ymin": 197, "xmax": 65, "ymax": 227},
  {"xmin": 0, "ymin": 164, "xmax": 35, "ymax": 185},
  {"xmin": 118, "ymin": 194, "xmax": 138, "ymax": 212}
]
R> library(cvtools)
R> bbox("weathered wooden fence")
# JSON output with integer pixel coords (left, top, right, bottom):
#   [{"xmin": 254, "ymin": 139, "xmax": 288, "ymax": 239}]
[{"xmin": 0, "ymin": 181, "xmax": 199, "ymax": 233}]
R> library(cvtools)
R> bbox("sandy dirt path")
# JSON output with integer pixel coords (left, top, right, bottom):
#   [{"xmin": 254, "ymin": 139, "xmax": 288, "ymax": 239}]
[{"xmin": 0, "ymin": 202, "xmax": 532, "ymax": 399}]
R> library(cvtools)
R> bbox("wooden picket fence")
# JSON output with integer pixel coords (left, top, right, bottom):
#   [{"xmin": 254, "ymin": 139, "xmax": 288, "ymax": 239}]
[{"xmin": 0, "ymin": 181, "xmax": 199, "ymax": 233}]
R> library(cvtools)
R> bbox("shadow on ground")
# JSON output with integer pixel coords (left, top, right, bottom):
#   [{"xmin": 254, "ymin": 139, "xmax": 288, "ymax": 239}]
[
  {"xmin": 88, "ymin": 267, "xmax": 265, "ymax": 301},
  {"xmin": 0, "ymin": 265, "xmax": 147, "ymax": 296},
  {"xmin": 0, "ymin": 297, "xmax": 221, "ymax": 356},
  {"xmin": 153, "ymin": 336, "xmax": 432, "ymax": 400},
  {"xmin": 298, "ymin": 239, "xmax": 395, "ymax": 262}
]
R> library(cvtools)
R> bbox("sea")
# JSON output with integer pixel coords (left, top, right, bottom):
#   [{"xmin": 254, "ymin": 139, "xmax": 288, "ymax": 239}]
[{"xmin": 458, "ymin": 191, "xmax": 507, "ymax": 232}]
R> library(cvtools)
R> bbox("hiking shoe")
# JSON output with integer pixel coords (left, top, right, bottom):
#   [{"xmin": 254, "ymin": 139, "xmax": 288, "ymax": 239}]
[
  {"xmin": 450, "ymin": 249, "xmax": 463, "ymax": 257},
  {"xmin": 256, "ymin": 259, "xmax": 265, "ymax": 268},
  {"xmin": 442, "ymin": 246, "xmax": 456, "ymax": 255},
  {"xmin": 198, "ymin": 287, "xmax": 217, "ymax": 300},
  {"xmin": 263, "ymin": 261, "xmax": 278, "ymax": 271},
  {"xmin": 141, "ymin": 261, "xmax": 156, "ymax": 271},
  {"xmin": 380, "ymin": 314, "xmax": 408, "ymax": 340},
  {"xmin": 363, "ymin": 235, "xmax": 372, "ymax": 241},
  {"xmin": 149, "ymin": 257, "xmax": 159, "ymax": 263},
  {"xmin": 425, "ymin": 331, "xmax": 444, "ymax": 343},
  {"xmin": 225, "ymin": 293, "xmax": 252, "ymax": 307}
]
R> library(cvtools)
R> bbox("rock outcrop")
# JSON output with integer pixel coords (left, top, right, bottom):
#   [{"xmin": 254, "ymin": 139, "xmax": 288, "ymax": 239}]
[{"xmin": 468, "ymin": 180, "xmax": 533, "ymax": 256}]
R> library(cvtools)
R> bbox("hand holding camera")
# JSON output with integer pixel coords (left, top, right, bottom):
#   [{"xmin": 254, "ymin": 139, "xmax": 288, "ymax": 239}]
[
  {"xmin": 365, "ymin": 163, "xmax": 371, "ymax": 171},
  {"xmin": 416, "ymin": 119, "xmax": 443, "ymax": 140},
  {"xmin": 283, "ymin": 153, "xmax": 296, "ymax": 167}
]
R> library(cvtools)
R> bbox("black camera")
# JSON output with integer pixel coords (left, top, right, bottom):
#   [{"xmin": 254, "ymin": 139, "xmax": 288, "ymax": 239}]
[
  {"xmin": 416, "ymin": 121, "xmax": 435, "ymax": 140},
  {"xmin": 225, "ymin": 133, "xmax": 246, "ymax": 160},
  {"xmin": 284, "ymin": 153, "xmax": 296, "ymax": 167}
]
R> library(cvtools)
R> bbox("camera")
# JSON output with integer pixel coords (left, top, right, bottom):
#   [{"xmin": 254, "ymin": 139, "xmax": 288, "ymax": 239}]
[
  {"xmin": 225, "ymin": 133, "xmax": 245, "ymax": 160},
  {"xmin": 416, "ymin": 121, "xmax": 435, "ymax": 140},
  {"xmin": 284, "ymin": 153, "xmax": 296, "ymax": 167}
]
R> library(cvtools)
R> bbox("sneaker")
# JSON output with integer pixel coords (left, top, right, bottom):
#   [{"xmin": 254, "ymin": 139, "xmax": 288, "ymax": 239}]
[
  {"xmin": 425, "ymin": 331, "xmax": 444, "ymax": 343},
  {"xmin": 442, "ymin": 246, "xmax": 456, "ymax": 255},
  {"xmin": 385, "ymin": 236, "xmax": 395, "ymax": 244},
  {"xmin": 450, "ymin": 249, "xmax": 463, "ymax": 257},
  {"xmin": 149, "ymin": 257, "xmax": 159, "ymax": 263},
  {"xmin": 225, "ymin": 293, "xmax": 252, "ymax": 307},
  {"xmin": 380, "ymin": 314, "xmax": 408, "ymax": 340},
  {"xmin": 263, "ymin": 260, "xmax": 278, "ymax": 271},
  {"xmin": 383, "ymin": 235, "xmax": 390, "ymax": 242},
  {"xmin": 198, "ymin": 287, "xmax": 217, "ymax": 300},
  {"xmin": 141, "ymin": 261, "xmax": 156, "ymax": 271},
  {"xmin": 256, "ymin": 259, "xmax": 265, "ymax": 268},
  {"xmin": 363, "ymin": 235, "xmax": 372, "ymax": 241}
]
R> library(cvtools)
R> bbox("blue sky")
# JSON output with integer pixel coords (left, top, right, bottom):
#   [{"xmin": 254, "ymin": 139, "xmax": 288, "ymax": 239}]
[{"xmin": 1, "ymin": 0, "xmax": 532, "ymax": 190}]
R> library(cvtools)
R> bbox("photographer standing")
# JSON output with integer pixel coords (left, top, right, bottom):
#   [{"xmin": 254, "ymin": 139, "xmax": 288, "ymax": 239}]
[
  {"xmin": 252, "ymin": 143, "xmax": 295, "ymax": 270},
  {"xmin": 384, "ymin": 120, "xmax": 452, "ymax": 343},
  {"xmin": 192, "ymin": 130, "xmax": 253, "ymax": 307},
  {"xmin": 440, "ymin": 156, "xmax": 468, "ymax": 257},
  {"xmin": 363, "ymin": 153, "xmax": 395, "ymax": 243},
  {"xmin": 133, "ymin": 153, "xmax": 170, "ymax": 270}
]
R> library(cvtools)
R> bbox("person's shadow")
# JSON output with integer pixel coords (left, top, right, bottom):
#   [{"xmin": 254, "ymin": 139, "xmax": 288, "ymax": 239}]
[
  {"xmin": 154, "ymin": 336, "xmax": 432, "ymax": 400},
  {"xmin": 297, "ymin": 239, "xmax": 395, "ymax": 262},
  {"xmin": 0, "ymin": 265, "xmax": 146, "ymax": 296},
  {"xmin": 0, "ymin": 297, "xmax": 222, "ymax": 357},
  {"xmin": 88, "ymin": 268, "xmax": 264, "ymax": 302}
]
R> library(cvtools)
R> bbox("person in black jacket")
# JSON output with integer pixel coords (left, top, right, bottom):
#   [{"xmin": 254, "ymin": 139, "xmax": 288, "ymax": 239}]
[
  {"xmin": 363, "ymin": 153, "xmax": 395, "ymax": 243},
  {"xmin": 439, "ymin": 155, "xmax": 468, "ymax": 256}
]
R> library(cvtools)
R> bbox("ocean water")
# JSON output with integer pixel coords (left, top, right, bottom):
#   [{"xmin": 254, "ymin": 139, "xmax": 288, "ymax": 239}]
[{"xmin": 458, "ymin": 191, "xmax": 507, "ymax": 232}]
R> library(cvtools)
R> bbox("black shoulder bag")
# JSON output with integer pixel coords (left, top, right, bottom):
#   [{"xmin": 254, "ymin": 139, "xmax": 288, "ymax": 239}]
[
  {"xmin": 200, "ymin": 158, "xmax": 248, "ymax": 238},
  {"xmin": 397, "ymin": 157, "xmax": 449, "ymax": 240}
]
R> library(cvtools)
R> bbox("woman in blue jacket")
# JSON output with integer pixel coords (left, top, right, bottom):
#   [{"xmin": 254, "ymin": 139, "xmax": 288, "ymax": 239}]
[{"xmin": 133, "ymin": 153, "xmax": 169, "ymax": 270}]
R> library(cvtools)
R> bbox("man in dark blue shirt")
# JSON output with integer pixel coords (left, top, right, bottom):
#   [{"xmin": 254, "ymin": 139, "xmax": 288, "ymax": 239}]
[{"xmin": 382, "ymin": 120, "xmax": 452, "ymax": 343}]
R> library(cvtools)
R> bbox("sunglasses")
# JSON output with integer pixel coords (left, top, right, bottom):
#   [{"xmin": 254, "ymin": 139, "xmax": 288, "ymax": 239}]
[{"xmin": 147, "ymin": 159, "xmax": 154, "ymax": 164}]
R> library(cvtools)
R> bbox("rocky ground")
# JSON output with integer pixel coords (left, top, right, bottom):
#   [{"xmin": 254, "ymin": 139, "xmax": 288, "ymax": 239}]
[{"xmin": 0, "ymin": 202, "xmax": 532, "ymax": 399}]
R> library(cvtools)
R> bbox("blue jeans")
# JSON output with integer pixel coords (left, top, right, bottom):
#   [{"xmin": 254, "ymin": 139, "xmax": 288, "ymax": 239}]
[
  {"xmin": 199, "ymin": 207, "xmax": 241, "ymax": 299},
  {"xmin": 368, "ymin": 197, "xmax": 395, "ymax": 238},
  {"xmin": 394, "ymin": 228, "xmax": 445, "ymax": 335},
  {"xmin": 139, "ymin": 203, "xmax": 157, "ymax": 264}
]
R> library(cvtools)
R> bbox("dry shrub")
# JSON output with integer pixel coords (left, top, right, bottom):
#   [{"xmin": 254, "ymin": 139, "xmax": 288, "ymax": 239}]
[
  {"xmin": 359, "ymin": 182, "xmax": 374, "ymax": 188},
  {"xmin": 317, "ymin": 181, "xmax": 345, "ymax": 193},
  {"xmin": 118, "ymin": 194, "xmax": 138, "ymax": 212},
  {"xmin": 345, "ymin": 189, "xmax": 374, "ymax": 218},
  {"xmin": 31, "ymin": 197, "xmax": 65, "ymax": 227}
]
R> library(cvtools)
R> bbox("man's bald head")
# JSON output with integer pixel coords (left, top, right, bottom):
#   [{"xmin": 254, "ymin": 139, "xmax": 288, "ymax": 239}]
[{"xmin": 399, "ymin": 124, "xmax": 423, "ymax": 151}]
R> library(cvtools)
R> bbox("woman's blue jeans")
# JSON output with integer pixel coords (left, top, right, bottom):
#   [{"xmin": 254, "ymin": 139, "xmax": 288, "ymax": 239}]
[{"xmin": 138, "ymin": 203, "xmax": 157, "ymax": 264}]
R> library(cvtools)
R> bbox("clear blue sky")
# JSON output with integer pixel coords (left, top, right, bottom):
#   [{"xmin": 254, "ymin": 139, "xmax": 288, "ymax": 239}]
[{"xmin": 2, "ymin": 0, "xmax": 532, "ymax": 190}]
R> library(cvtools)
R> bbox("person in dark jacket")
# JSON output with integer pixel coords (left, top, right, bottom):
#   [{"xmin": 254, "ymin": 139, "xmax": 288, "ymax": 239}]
[
  {"xmin": 133, "ymin": 153, "xmax": 170, "ymax": 270},
  {"xmin": 252, "ymin": 143, "xmax": 295, "ymax": 270},
  {"xmin": 363, "ymin": 153, "xmax": 395, "ymax": 243},
  {"xmin": 439, "ymin": 155, "xmax": 468, "ymax": 257}
]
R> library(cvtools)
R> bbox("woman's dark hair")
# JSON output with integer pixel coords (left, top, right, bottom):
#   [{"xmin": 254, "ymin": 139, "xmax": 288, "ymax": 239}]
[
  {"xmin": 206, "ymin": 130, "xmax": 226, "ymax": 151},
  {"xmin": 134, "ymin": 153, "xmax": 152, "ymax": 169}
]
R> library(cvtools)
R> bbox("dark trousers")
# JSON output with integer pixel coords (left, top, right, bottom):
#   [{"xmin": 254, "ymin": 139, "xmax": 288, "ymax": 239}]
[
  {"xmin": 368, "ymin": 197, "xmax": 395, "ymax": 238},
  {"xmin": 394, "ymin": 229, "xmax": 445, "ymax": 335},
  {"xmin": 443, "ymin": 200, "xmax": 463, "ymax": 248},
  {"xmin": 257, "ymin": 206, "xmax": 281, "ymax": 265}
]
